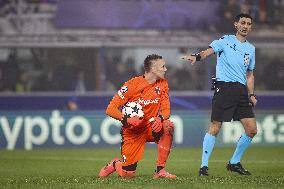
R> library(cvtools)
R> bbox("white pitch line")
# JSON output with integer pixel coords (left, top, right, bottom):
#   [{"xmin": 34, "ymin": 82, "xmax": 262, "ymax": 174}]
[{"xmin": 2, "ymin": 156, "xmax": 284, "ymax": 164}]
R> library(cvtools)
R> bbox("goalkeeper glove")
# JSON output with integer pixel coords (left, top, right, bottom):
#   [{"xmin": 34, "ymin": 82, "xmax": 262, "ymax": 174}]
[
  {"xmin": 150, "ymin": 116, "xmax": 163, "ymax": 133},
  {"xmin": 121, "ymin": 115, "xmax": 143, "ymax": 128}
]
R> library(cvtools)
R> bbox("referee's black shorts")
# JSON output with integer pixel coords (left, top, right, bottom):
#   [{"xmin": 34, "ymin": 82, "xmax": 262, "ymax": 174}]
[{"xmin": 211, "ymin": 81, "xmax": 255, "ymax": 122}]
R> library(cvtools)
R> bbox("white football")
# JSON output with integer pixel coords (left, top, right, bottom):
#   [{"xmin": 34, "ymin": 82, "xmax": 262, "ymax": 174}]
[{"xmin": 121, "ymin": 101, "xmax": 144, "ymax": 118}]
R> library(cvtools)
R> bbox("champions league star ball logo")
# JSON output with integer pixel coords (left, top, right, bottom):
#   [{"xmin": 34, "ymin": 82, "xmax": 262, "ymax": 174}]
[
  {"xmin": 244, "ymin": 53, "xmax": 250, "ymax": 66},
  {"xmin": 121, "ymin": 101, "xmax": 144, "ymax": 118}
]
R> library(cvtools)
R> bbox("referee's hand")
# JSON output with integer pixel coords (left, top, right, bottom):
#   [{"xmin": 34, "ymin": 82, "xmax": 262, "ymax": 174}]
[
  {"xmin": 249, "ymin": 95, "xmax": 257, "ymax": 107},
  {"xmin": 180, "ymin": 55, "xmax": 197, "ymax": 65}
]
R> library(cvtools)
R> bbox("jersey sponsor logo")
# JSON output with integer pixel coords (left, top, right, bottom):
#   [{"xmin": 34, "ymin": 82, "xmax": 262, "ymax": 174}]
[
  {"xmin": 117, "ymin": 86, "xmax": 128, "ymax": 99},
  {"xmin": 137, "ymin": 97, "xmax": 160, "ymax": 106}
]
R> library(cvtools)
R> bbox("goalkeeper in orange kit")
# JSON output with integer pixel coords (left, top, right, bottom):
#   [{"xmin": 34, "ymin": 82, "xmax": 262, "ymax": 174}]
[{"xmin": 98, "ymin": 54, "xmax": 176, "ymax": 179}]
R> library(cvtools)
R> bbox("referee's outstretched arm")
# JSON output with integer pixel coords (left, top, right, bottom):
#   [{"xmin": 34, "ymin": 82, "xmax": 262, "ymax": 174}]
[{"xmin": 181, "ymin": 48, "xmax": 214, "ymax": 65}]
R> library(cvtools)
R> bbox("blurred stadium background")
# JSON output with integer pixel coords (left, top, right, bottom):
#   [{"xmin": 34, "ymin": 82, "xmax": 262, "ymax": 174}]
[{"xmin": 0, "ymin": 0, "xmax": 283, "ymax": 150}]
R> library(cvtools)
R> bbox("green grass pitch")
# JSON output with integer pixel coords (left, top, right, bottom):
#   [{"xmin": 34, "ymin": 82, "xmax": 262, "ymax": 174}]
[{"xmin": 0, "ymin": 147, "xmax": 284, "ymax": 189}]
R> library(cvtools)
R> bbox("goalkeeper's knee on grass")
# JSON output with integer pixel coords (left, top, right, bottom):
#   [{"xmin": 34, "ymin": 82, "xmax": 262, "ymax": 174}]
[{"xmin": 157, "ymin": 120, "xmax": 174, "ymax": 167}]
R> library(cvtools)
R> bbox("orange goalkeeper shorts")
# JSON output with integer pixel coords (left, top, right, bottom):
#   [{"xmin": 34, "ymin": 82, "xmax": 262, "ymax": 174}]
[{"xmin": 120, "ymin": 124, "xmax": 155, "ymax": 166}]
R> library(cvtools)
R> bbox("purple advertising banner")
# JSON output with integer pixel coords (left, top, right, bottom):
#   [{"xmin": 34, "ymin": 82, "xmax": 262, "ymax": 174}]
[
  {"xmin": 0, "ymin": 95, "xmax": 283, "ymax": 111},
  {"xmin": 55, "ymin": 0, "xmax": 220, "ymax": 29}
]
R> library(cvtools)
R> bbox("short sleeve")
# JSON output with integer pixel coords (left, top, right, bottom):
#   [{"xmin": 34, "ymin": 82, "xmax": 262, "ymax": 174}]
[
  {"xmin": 209, "ymin": 35, "xmax": 227, "ymax": 53},
  {"xmin": 247, "ymin": 48, "xmax": 255, "ymax": 71}
]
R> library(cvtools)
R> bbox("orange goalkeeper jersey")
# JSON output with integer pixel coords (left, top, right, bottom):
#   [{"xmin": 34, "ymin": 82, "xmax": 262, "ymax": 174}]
[{"xmin": 106, "ymin": 75, "xmax": 170, "ymax": 123}]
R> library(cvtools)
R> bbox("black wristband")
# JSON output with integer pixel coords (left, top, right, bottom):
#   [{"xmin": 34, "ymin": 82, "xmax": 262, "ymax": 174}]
[
  {"xmin": 249, "ymin": 94, "xmax": 256, "ymax": 98},
  {"xmin": 121, "ymin": 115, "xmax": 128, "ymax": 126},
  {"xmin": 191, "ymin": 53, "xmax": 201, "ymax": 61},
  {"xmin": 158, "ymin": 115, "xmax": 164, "ymax": 122}
]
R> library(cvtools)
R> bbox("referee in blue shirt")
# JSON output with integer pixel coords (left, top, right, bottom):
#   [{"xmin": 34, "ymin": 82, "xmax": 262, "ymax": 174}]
[{"xmin": 182, "ymin": 13, "xmax": 257, "ymax": 176}]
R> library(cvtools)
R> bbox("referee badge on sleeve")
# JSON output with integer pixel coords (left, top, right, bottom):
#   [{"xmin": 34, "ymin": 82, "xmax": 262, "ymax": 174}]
[{"xmin": 244, "ymin": 53, "xmax": 250, "ymax": 66}]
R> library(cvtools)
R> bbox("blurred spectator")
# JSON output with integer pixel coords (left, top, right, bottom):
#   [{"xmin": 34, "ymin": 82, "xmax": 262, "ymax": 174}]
[
  {"xmin": 0, "ymin": 68, "xmax": 5, "ymax": 91},
  {"xmin": 263, "ymin": 58, "xmax": 284, "ymax": 90},
  {"xmin": 166, "ymin": 66, "xmax": 179, "ymax": 90},
  {"xmin": 259, "ymin": 0, "xmax": 283, "ymax": 25},
  {"xmin": 53, "ymin": 64, "xmax": 74, "ymax": 91},
  {"xmin": 72, "ymin": 70, "xmax": 90, "ymax": 94},
  {"xmin": 217, "ymin": 0, "xmax": 240, "ymax": 33},
  {"xmin": 113, "ymin": 63, "xmax": 128, "ymax": 89},
  {"xmin": 3, "ymin": 52, "xmax": 20, "ymax": 91},
  {"xmin": 125, "ymin": 57, "xmax": 137, "ymax": 77},
  {"xmin": 15, "ymin": 73, "xmax": 29, "ymax": 92},
  {"xmin": 106, "ymin": 56, "xmax": 136, "ymax": 90},
  {"xmin": 33, "ymin": 70, "xmax": 58, "ymax": 91},
  {"xmin": 64, "ymin": 97, "xmax": 78, "ymax": 111},
  {"xmin": 273, "ymin": 0, "xmax": 284, "ymax": 26},
  {"xmin": 258, "ymin": 0, "xmax": 267, "ymax": 23},
  {"xmin": 239, "ymin": 1, "xmax": 251, "ymax": 14}
]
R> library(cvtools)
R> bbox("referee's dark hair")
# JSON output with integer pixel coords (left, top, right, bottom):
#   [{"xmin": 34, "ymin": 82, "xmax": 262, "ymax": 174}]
[
  {"xmin": 144, "ymin": 54, "xmax": 163, "ymax": 73},
  {"xmin": 235, "ymin": 13, "xmax": 253, "ymax": 22}
]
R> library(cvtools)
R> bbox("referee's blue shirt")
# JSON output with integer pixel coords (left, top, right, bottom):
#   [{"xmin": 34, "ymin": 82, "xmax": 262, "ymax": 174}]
[{"xmin": 209, "ymin": 35, "xmax": 255, "ymax": 85}]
